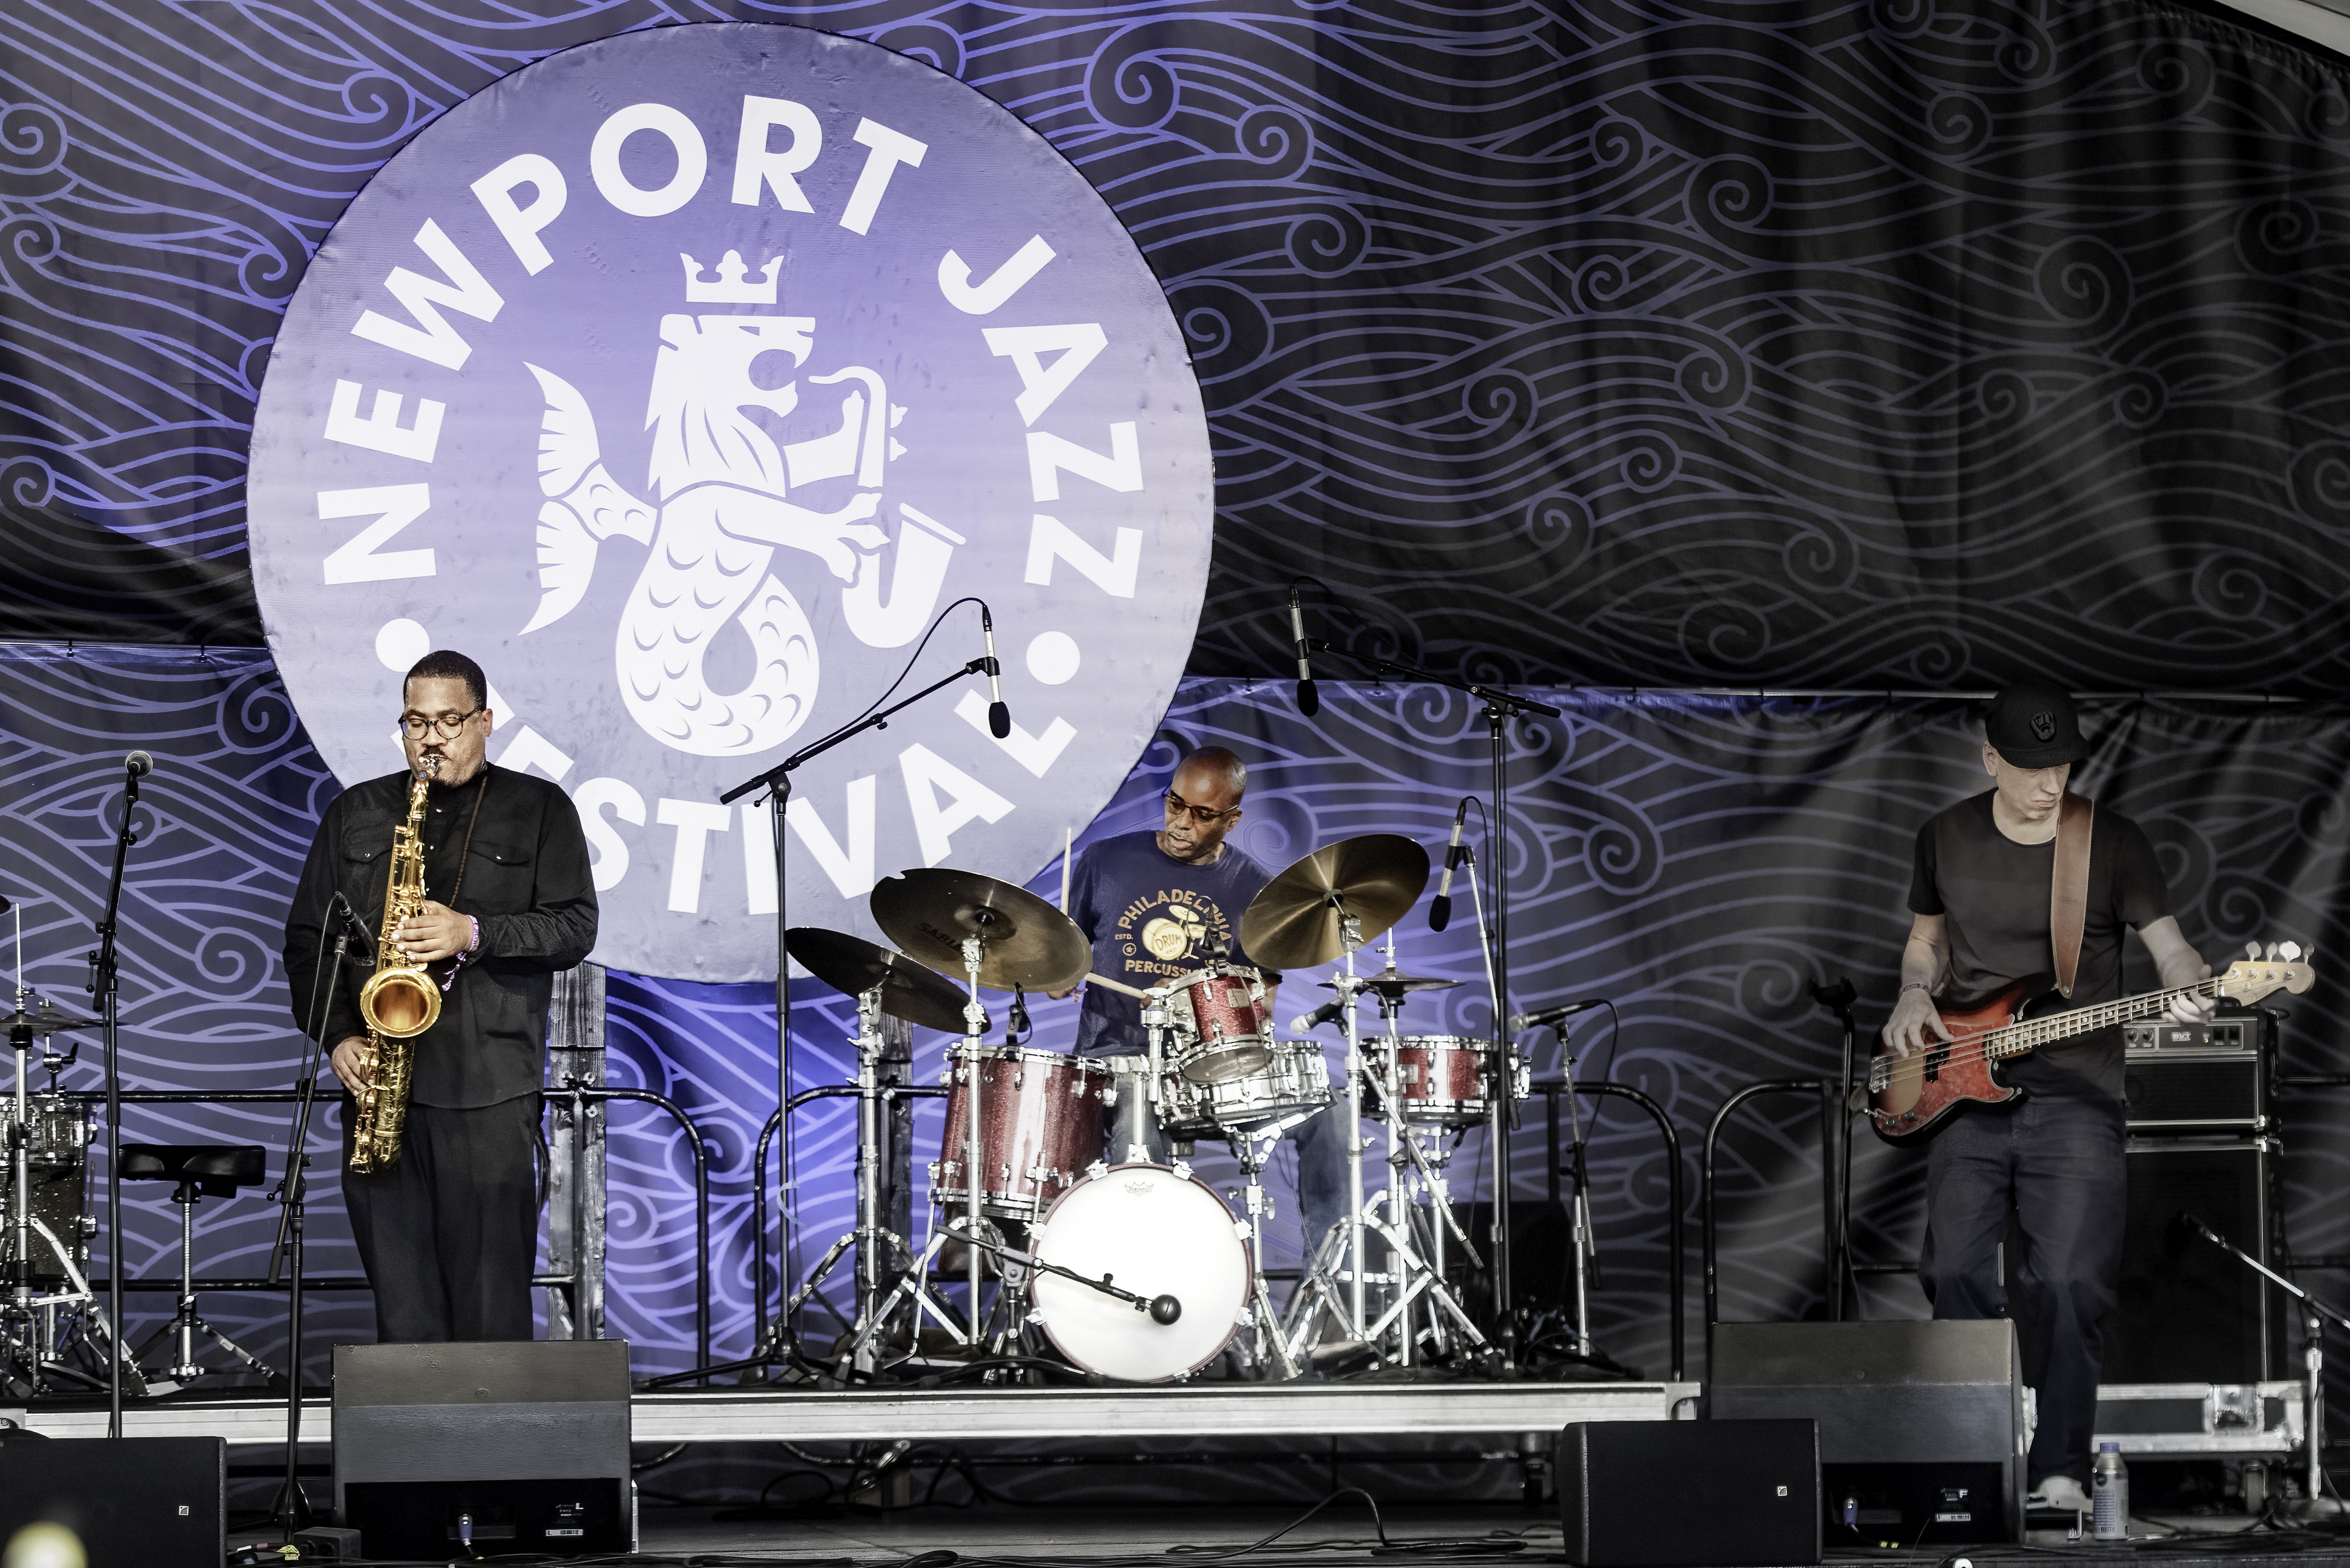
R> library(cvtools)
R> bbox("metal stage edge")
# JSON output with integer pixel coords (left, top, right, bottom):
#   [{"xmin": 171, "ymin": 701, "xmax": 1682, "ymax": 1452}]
[{"xmin": 3, "ymin": 1380, "xmax": 1701, "ymax": 1446}]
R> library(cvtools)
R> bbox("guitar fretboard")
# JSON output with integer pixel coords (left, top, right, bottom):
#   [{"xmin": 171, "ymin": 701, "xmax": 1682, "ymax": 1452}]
[{"xmin": 1976, "ymin": 978, "xmax": 2223, "ymax": 1059}]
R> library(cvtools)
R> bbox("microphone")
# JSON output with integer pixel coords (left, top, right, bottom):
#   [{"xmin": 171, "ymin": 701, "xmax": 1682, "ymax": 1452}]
[
  {"xmin": 1147, "ymin": 1294, "xmax": 1182, "ymax": 1325},
  {"xmin": 328, "ymin": 893, "xmax": 378, "ymax": 962},
  {"xmin": 1429, "ymin": 797, "xmax": 1470, "ymax": 932},
  {"xmin": 981, "ymin": 603, "xmax": 1011, "ymax": 739},
  {"xmin": 124, "ymin": 751, "xmax": 153, "ymax": 779},
  {"xmin": 0, "ymin": 894, "xmax": 11, "ymax": 916},
  {"xmin": 1507, "ymin": 998, "xmax": 1610, "ymax": 1033},
  {"xmin": 1291, "ymin": 998, "xmax": 1347, "ymax": 1032},
  {"xmin": 1289, "ymin": 584, "xmax": 1319, "ymax": 717}
]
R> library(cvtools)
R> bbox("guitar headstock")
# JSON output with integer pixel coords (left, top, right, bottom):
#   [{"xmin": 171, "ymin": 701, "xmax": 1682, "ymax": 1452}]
[{"xmin": 2217, "ymin": 940, "xmax": 2317, "ymax": 1005}]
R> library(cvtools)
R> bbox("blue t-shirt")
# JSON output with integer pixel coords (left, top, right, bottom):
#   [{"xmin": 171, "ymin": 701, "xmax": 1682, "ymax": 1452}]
[{"xmin": 1069, "ymin": 831, "xmax": 1285, "ymax": 1057}]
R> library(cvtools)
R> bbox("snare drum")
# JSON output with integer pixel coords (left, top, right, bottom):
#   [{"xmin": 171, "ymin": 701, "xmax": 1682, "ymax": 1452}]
[
  {"xmin": 1164, "ymin": 964, "xmax": 1272, "ymax": 1083},
  {"xmin": 1160, "ymin": 1039, "xmax": 1332, "ymax": 1140},
  {"xmin": 1030, "ymin": 1162, "xmax": 1251, "ymax": 1382},
  {"xmin": 1365, "ymin": 1035, "xmax": 1527, "ymax": 1128},
  {"xmin": 931, "ymin": 1045, "xmax": 1113, "ymax": 1220}
]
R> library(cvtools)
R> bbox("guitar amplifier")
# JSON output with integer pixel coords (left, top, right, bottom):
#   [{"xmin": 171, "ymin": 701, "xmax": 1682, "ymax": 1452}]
[{"xmin": 2121, "ymin": 1018, "xmax": 2267, "ymax": 1134}]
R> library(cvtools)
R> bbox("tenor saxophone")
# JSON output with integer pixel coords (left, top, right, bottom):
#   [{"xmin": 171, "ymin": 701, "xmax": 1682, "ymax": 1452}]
[{"xmin": 350, "ymin": 760, "xmax": 442, "ymax": 1173}]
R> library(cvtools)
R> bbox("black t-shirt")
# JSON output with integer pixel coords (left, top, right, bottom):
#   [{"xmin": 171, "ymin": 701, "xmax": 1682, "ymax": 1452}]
[
  {"xmin": 1068, "ymin": 831, "xmax": 1284, "ymax": 1058},
  {"xmin": 1908, "ymin": 791, "xmax": 2171, "ymax": 1101}
]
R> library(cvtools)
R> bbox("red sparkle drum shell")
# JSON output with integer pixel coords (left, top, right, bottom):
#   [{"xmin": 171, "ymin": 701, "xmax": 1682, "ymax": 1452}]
[
  {"xmin": 930, "ymin": 1045, "xmax": 1112, "ymax": 1220},
  {"xmin": 1365, "ymin": 1035, "xmax": 1496, "ymax": 1128},
  {"xmin": 1029, "ymin": 1162, "xmax": 1251, "ymax": 1382},
  {"xmin": 1165, "ymin": 964, "xmax": 1272, "ymax": 1083}
]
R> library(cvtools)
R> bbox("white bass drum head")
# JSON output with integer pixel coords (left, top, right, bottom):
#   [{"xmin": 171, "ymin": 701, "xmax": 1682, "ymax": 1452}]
[{"xmin": 1029, "ymin": 1163, "xmax": 1250, "ymax": 1382}]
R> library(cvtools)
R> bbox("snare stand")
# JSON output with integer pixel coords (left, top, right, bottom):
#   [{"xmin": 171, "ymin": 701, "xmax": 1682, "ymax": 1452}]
[{"xmin": 956, "ymin": 934, "xmax": 988, "ymax": 1341}]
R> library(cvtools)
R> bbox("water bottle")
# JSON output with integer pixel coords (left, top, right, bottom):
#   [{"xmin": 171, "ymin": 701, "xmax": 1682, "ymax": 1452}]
[{"xmin": 2092, "ymin": 1442, "xmax": 2129, "ymax": 1540}]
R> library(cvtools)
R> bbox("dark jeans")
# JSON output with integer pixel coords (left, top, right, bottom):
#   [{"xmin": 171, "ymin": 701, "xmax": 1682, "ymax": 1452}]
[
  {"xmin": 1105, "ymin": 1065, "xmax": 1348, "ymax": 1257},
  {"xmin": 343, "ymin": 1095, "xmax": 541, "ymax": 1343},
  {"xmin": 1919, "ymin": 1095, "xmax": 2126, "ymax": 1487}
]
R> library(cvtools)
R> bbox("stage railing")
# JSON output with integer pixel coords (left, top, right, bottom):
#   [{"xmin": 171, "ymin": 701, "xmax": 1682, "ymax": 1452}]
[
  {"xmin": 1700, "ymin": 1076, "xmax": 1834, "ymax": 1371},
  {"xmin": 65, "ymin": 1082, "xmax": 713, "ymax": 1372},
  {"xmin": 1529, "ymin": 1078, "xmax": 1685, "ymax": 1381}
]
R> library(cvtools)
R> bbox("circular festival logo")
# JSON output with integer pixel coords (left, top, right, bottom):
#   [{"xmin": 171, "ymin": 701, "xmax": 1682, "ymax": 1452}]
[{"xmin": 249, "ymin": 23, "xmax": 1213, "ymax": 982}]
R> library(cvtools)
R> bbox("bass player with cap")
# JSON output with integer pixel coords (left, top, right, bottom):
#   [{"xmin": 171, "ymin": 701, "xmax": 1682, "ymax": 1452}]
[{"xmin": 1884, "ymin": 681, "xmax": 2213, "ymax": 1514}]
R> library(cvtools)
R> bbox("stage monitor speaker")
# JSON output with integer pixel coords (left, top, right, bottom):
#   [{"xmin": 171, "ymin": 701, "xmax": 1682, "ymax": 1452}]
[
  {"xmin": 333, "ymin": 1339, "xmax": 631, "ymax": 1558},
  {"xmin": 1556, "ymin": 1418, "xmax": 1821, "ymax": 1567},
  {"xmin": 1710, "ymin": 1320, "xmax": 2023, "ymax": 1543},
  {"xmin": 0, "ymin": 1435, "xmax": 224, "ymax": 1568}
]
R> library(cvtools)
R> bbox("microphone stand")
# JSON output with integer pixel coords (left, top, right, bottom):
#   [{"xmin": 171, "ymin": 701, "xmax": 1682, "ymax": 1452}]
[
  {"xmin": 1811, "ymin": 978, "xmax": 1859, "ymax": 1321},
  {"xmin": 87, "ymin": 761, "xmax": 146, "ymax": 1439},
  {"xmin": 1314, "ymin": 643, "xmax": 1561, "ymax": 1358},
  {"xmin": 698, "ymin": 654, "xmax": 996, "ymax": 1385},
  {"xmin": 2185, "ymin": 1214, "xmax": 2350, "ymax": 1516},
  {"xmin": 266, "ymin": 897, "xmax": 365, "ymax": 1537}
]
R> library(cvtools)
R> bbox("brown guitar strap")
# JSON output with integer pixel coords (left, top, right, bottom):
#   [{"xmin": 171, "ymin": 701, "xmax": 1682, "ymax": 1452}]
[{"xmin": 2051, "ymin": 791, "xmax": 2093, "ymax": 998}]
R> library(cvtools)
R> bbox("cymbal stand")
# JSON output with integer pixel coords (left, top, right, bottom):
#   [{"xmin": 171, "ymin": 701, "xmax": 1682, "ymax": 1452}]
[
  {"xmin": 1139, "ymin": 988, "xmax": 1172, "ymax": 1163},
  {"xmin": 955, "ymin": 934, "xmax": 989, "ymax": 1340},
  {"xmin": 781, "ymin": 984, "xmax": 909, "ymax": 1378},
  {"xmin": 1335, "ymin": 906, "xmax": 1369, "ymax": 1336},
  {"xmin": 1555, "ymin": 1020, "xmax": 1597, "ymax": 1359}
]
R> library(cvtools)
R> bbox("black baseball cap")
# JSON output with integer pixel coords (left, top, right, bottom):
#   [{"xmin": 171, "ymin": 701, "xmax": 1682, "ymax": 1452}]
[{"xmin": 1983, "ymin": 680, "xmax": 2088, "ymax": 768}]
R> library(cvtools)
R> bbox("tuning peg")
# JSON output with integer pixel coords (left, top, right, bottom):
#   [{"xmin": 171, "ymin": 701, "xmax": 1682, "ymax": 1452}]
[
  {"xmin": 2281, "ymin": 940, "xmax": 2304, "ymax": 962},
  {"xmin": 2265, "ymin": 942, "xmax": 2280, "ymax": 961},
  {"xmin": 2248, "ymin": 943, "xmax": 2263, "ymax": 961}
]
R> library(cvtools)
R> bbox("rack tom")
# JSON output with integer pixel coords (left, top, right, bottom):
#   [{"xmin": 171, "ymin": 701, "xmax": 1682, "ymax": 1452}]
[
  {"xmin": 1164, "ymin": 964, "xmax": 1272, "ymax": 1083},
  {"xmin": 931, "ymin": 1044, "xmax": 1112, "ymax": 1221}
]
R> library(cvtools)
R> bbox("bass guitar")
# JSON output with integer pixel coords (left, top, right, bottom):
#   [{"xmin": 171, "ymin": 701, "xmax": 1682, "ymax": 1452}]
[{"xmin": 1866, "ymin": 943, "xmax": 2314, "ymax": 1146}]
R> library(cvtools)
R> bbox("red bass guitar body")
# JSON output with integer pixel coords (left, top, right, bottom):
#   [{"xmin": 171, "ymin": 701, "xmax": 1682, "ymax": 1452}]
[{"xmin": 1865, "ymin": 982, "xmax": 2046, "ymax": 1147}]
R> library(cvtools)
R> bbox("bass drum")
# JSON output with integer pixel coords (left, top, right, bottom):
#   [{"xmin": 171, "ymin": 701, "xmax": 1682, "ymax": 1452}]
[{"xmin": 1029, "ymin": 1163, "xmax": 1250, "ymax": 1382}]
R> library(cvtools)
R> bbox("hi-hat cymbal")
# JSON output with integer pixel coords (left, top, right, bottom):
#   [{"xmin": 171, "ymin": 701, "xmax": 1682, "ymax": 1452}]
[
  {"xmin": 786, "ymin": 927, "xmax": 978, "ymax": 1034},
  {"xmin": 1, "ymin": 1001, "xmax": 95, "ymax": 1038},
  {"xmin": 1238, "ymin": 834, "xmax": 1431, "ymax": 971},
  {"xmin": 870, "ymin": 868, "xmax": 1092, "ymax": 993},
  {"xmin": 1318, "ymin": 967, "xmax": 1462, "ymax": 997}
]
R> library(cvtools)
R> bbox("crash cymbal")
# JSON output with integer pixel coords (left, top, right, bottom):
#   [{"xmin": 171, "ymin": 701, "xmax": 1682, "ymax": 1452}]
[
  {"xmin": 1, "ymin": 1001, "xmax": 95, "ymax": 1038},
  {"xmin": 1239, "ymin": 834, "xmax": 1430, "ymax": 971},
  {"xmin": 786, "ymin": 927, "xmax": 978, "ymax": 1034},
  {"xmin": 1319, "ymin": 967, "xmax": 1462, "ymax": 997},
  {"xmin": 869, "ymin": 868, "xmax": 1092, "ymax": 993}
]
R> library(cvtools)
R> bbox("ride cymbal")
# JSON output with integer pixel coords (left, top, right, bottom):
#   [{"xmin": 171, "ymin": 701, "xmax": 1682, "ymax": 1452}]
[
  {"xmin": 870, "ymin": 868, "xmax": 1092, "ymax": 993},
  {"xmin": 786, "ymin": 927, "xmax": 978, "ymax": 1034},
  {"xmin": 1238, "ymin": 834, "xmax": 1430, "ymax": 970}
]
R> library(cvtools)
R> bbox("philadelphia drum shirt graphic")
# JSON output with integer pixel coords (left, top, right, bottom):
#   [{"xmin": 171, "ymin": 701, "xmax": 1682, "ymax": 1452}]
[{"xmin": 248, "ymin": 23, "xmax": 1215, "ymax": 981}]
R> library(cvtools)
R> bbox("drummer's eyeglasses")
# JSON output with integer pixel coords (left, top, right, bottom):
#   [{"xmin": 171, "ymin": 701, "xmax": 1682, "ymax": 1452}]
[
  {"xmin": 1164, "ymin": 790, "xmax": 1238, "ymax": 824},
  {"xmin": 400, "ymin": 708, "xmax": 483, "ymax": 739}
]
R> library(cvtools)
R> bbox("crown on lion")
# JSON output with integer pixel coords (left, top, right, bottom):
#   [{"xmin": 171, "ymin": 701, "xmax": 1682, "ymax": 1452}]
[{"xmin": 679, "ymin": 250, "xmax": 782, "ymax": 304}]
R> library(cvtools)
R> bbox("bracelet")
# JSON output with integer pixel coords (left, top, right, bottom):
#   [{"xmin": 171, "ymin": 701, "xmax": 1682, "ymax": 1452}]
[
  {"xmin": 1898, "ymin": 982, "xmax": 1931, "ymax": 997},
  {"xmin": 466, "ymin": 915, "xmax": 481, "ymax": 953}
]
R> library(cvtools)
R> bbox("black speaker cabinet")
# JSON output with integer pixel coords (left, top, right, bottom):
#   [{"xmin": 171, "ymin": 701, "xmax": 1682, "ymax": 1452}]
[
  {"xmin": 2104, "ymin": 1137, "xmax": 2280, "ymax": 1382},
  {"xmin": 1556, "ymin": 1419, "xmax": 1821, "ymax": 1567},
  {"xmin": 333, "ymin": 1340, "xmax": 631, "ymax": 1557},
  {"xmin": 0, "ymin": 1435, "xmax": 224, "ymax": 1568},
  {"xmin": 1711, "ymin": 1320, "xmax": 2024, "ymax": 1543}
]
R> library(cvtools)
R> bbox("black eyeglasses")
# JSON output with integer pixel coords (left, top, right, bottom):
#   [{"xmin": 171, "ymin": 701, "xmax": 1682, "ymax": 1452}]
[
  {"xmin": 399, "ymin": 709, "xmax": 482, "ymax": 739},
  {"xmin": 1164, "ymin": 790, "xmax": 1237, "ymax": 824}
]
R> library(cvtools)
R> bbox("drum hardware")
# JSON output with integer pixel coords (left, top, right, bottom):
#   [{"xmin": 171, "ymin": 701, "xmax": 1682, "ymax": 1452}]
[{"xmin": 3, "ymin": 981, "xmax": 112, "ymax": 1400}]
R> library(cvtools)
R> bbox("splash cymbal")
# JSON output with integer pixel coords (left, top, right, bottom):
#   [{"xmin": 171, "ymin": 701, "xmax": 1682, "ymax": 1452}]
[
  {"xmin": 1238, "ymin": 834, "xmax": 1430, "ymax": 971},
  {"xmin": 870, "ymin": 868, "xmax": 1092, "ymax": 993},
  {"xmin": 786, "ymin": 927, "xmax": 979, "ymax": 1034}
]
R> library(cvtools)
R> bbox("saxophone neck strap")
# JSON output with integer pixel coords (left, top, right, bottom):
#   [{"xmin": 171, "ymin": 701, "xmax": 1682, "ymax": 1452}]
[{"xmin": 436, "ymin": 769, "xmax": 493, "ymax": 992}]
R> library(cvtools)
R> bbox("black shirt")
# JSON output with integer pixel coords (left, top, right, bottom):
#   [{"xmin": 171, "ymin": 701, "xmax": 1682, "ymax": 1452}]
[
  {"xmin": 1908, "ymin": 790, "xmax": 2171, "ymax": 1101},
  {"xmin": 283, "ymin": 764, "xmax": 598, "ymax": 1108},
  {"xmin": 1068, "ymin": 831, "xmax": 1284, "ymax": 1058}
]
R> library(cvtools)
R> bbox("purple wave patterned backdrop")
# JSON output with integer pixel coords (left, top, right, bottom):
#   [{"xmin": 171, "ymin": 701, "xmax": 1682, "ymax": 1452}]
[
  {"xmin": 10, "ymin": 0, "xmax": 2350, "ymax": 695},
  {"xmin": 6, "ymin": 646, "xmax": 2348, "ymax": 1408}
]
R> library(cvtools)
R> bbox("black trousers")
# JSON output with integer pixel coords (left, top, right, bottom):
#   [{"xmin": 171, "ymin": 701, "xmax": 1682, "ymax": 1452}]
[
  {"xmin": 342, "ymin": 1095, "xmax": 540, "ymax": 1343},
  {"xmin": 1918, "ymin": 1095, "xmax": 2126, "ymax": 1487}
]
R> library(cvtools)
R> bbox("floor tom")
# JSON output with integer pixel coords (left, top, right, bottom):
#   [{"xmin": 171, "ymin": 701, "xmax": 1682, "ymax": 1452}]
[
  {"xmin": 931, "ymin": 1046, "xmax": 1112, "ymax": 1221},
  {"xmin": 1366, "ymin": 1035, "xmax": 1526, "ymax": 1128},
  {"xmin": 1, "ymin": 1094, "xmax": 92, "ymax": 1283}
]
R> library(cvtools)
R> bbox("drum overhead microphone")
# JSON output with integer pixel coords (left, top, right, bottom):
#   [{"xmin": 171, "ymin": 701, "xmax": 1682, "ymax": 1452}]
[
  {"xmin": 1291, "ymin": 997, "xmax": 1348, "ymax": 1032},
  {"xmin": 1508, "ymin": 997, "xmax": 1609, "ymax": 1032},
  {"xmin": 1289, "ymin": 583, "xmax": 1319, "ymax": 717},
  {"xmin": 980, "ymin": 602, "xmax": 1011, "ymax": 739},
  {"xmin": 1428, "ymin": 796, "xmax": 1471, "ymax": 931}
]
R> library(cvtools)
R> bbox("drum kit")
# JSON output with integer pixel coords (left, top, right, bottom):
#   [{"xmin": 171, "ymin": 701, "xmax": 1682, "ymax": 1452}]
[
  {"xmin": 778, "ymin": 830, "xmax": 1529, "ymax": 1383},
  {"xmin": 1, "ymin": 990, "xmax": 118, "ymax": 1398}
]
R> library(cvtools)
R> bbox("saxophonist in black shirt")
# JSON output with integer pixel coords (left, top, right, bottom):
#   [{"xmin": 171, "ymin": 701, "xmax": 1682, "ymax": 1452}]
[{"xmin": 283, "ymin": 650, "xmax": 597, "ymax": 1343}]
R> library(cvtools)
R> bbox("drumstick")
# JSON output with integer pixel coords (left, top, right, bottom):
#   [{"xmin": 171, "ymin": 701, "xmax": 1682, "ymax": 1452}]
[
  {"xmin": 1060, "ymin": 825, "xmax": 1073, "ymax": 912},
  {"xmin": 1086, "ymin": 972, "xmax": 1152, "ymax": 1000}
]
